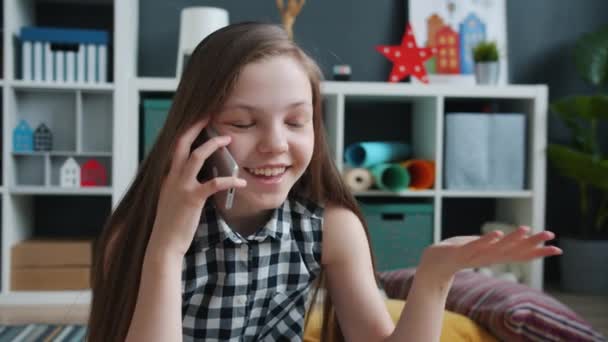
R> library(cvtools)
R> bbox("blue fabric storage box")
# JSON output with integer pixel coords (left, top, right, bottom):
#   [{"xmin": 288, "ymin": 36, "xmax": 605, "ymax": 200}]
[
  {"xmin": 143, "ymin": 99, "xmax": 172, "ymax": 157},
  {"xmin": 444, "ymin": 113, "xmax": 525, "ymax": 190},
  {"xmin": 359, "ymin": 203, "xmax": 434, "ymax": 271}
]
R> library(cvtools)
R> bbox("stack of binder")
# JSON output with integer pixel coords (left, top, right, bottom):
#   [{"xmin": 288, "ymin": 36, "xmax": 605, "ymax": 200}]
[{"xmin": 20, "ymin": 26, "xmax": 109, "ymax": 83}]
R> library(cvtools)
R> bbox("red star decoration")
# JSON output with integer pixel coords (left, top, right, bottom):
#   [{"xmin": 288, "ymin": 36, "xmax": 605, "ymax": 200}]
[{"xmin": 376, "ymin": 23, "xmax": 437, "ymax": 83}]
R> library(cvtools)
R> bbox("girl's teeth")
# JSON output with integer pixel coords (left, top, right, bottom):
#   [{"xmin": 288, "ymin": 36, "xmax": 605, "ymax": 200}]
[{"xmin": 247, "ymin": 167, "xmax": 286, "ymax": 176}]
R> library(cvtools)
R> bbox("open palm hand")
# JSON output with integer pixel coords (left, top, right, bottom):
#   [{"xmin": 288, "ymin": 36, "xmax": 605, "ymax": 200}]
[{"xmin": 421, "ymin": 226, "xmax": 562, "ymax": 280}]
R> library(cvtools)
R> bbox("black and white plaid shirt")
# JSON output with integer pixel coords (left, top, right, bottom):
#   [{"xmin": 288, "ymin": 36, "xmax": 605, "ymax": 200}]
[{"xmin": 182, "ymin": 197, "xmax": 323, "ymax": 341}]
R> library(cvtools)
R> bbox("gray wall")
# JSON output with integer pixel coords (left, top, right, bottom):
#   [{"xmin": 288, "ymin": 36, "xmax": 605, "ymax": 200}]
[
  {"xmin": 138, "ymin": 0, "xmax": 608, "ymax": 281},
  {"xmin": 138, "ymin": 1, "xmax": 406, "ymax": 80}
]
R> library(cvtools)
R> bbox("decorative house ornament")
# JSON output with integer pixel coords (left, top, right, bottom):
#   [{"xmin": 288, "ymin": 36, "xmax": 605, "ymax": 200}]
[
  {"xmin": 13, "ymin": 119, "xmax": 34, "ymax": 152},
  {"xmin": 81, "ymin": 159, "xmax": 107, "ymax": 186},
  {"xmin": 34, "ymin": 123, "xmax": 53, "ymax": 151},
  {"xmin": 376, "ymin": 24, "xmax": 437, "ymax": 83},
  {"xmin": 60, "ymin": 157, "xmax": 80, "ymax": 188}
]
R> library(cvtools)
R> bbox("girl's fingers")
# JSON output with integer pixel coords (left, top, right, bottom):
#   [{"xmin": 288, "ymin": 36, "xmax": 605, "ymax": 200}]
[
  {"xmin": 170, "ymin": 118, "xmax": 209, "ymax": 175},
  {"xmin": 183, "ymin": 135, "xmax": 232, "ymax": 181},
  {"xmin": 492, "ymin": 226, "xmax": 530, "ymax": 252},
  {"xmin": 514, "ymin": 231, "xmax": 557, "ymax": 258},
  {"xmin": 499, "ymin": 226, "xmax": 530, "ymax": 244},
  {"xmin": 525, "ymin": 230, "xmax": 556, "ymax": 246},
  {"xmin": 200, "ymin": 176, "xmax": 247, "ymax": 197},
  {"xmin": 516, "ymin": 245, "xmax": 563, "ymax": 261},
  {"xmin": 492, "ymin": 230, "xmax": 559, "ymax": 262},
  {"xmin": 465, "ymin": 230, "xmax": 504, "ymax": 250}
]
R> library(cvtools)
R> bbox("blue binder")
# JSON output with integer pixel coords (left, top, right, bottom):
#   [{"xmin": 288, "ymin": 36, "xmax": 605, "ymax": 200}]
[{"xmin": 20, "ymin": 26, "xmax": 108, "ymax": 45}]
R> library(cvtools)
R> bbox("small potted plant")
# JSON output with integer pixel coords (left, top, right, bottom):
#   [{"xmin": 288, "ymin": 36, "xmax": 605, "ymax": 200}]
[
  {"xmin": 548, "ymin": 25, "xmax": 608, "ymax": 294},
  {"xmin": 472, "ymin": 41, "xmax": 499, "ymax": 85}
]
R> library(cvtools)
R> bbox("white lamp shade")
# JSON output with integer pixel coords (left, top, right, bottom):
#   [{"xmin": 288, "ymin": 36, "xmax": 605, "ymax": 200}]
[{"xmin": 176, "ymin": 6, "xmax": 229, "ymax": 76}]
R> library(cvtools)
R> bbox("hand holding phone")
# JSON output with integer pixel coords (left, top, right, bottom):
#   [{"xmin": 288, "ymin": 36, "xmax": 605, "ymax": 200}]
[{"xmin": 194, "ymin": 127, "xmax": 239, "ymax": 209}]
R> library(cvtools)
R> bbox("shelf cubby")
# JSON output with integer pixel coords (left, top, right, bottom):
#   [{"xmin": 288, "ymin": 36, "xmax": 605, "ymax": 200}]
[
  {"xmin": 9, "ymin": 0, "xmax": 114, "ymax": 83},
  {"xmin": 32, "ymin": 195, "xmax": 110, "ymax": 238},
  {"xmin": 343, "ymin": 95, "xmax": 438, "ymax": 171},
  {"xmin": 13, "ymin": 89, "xmax": 77, "ymax": 151},
  {"xmin": 13, "ymin": 154, "xmax": 44, "ymax": 186},
  {"xmin": 443, "ymin": 97, "xmax": 536, "ymax": 192},
  {"xmin": 49, "ymin": 154, "xmax": 111, "ymax": 187},
  {"xmin": 80, "ymin": 91, "xmax": 112, "ymax": 153},
  {"xmin": 5, "ymin": 194, "xmax": 109, "ymax": 293}
]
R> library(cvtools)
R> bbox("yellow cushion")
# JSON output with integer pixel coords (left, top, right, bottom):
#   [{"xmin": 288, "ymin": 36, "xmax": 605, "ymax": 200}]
[{"xmin": 304, "ymin": 298, "xmax": 498, "ymax": 342}]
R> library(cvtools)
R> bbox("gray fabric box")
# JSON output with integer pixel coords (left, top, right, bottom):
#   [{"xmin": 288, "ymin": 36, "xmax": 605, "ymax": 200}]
[{"xmin": 445, "ymin": 113, "xmax": 525, "ymax": 190}]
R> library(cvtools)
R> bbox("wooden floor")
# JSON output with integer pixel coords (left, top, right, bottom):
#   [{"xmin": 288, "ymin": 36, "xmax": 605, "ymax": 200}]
[{"xmin": 1, "ymin": 291, "xmax": 607, "ymax": 337}]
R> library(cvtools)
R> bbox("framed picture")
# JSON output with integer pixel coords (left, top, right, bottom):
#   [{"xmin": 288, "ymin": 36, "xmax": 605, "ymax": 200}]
[{"xmin": 409, "ymin": 0, "xmax": 508, "ymax": 85}]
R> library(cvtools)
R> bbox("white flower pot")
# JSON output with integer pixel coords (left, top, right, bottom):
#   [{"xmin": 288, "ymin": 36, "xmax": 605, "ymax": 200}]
[{"xmin": 474, "ymin": 61, "xmax": 500, "ymax": 85}]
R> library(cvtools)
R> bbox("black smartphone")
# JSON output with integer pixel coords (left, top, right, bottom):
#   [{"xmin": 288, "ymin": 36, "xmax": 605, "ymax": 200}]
[{"xmin": 193, "ymin": 126, "xmax": 239, "ymax": 209}]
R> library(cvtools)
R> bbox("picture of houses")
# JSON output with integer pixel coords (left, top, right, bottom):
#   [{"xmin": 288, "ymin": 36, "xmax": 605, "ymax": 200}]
[
  {"xmin": 435, "ymin": 25, "xmax": 461, "ymax": 74},
  {"xmin": 409, "ymin": 0, "xmax": 507, "ymax": 84},
  {"xmin": 459, "ymin": 13, "xmax": 487, "ymax": 74}
]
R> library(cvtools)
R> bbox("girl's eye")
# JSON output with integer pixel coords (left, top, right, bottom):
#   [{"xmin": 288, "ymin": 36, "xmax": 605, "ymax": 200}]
[
  {"xmin": 286, "ymin": 122, "xmax": 304, "ymax": 127},
  {"xmin": 231, "ymin": 123, "xmax": 254, "ymax": 128}
]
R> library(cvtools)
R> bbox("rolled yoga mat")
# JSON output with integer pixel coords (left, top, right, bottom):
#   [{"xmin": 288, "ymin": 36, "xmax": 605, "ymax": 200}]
[
  {"xmin": 344, "ymin": 142, "xmax": 411, "ymax": 168},
  {"xmin": 343, "ymin": 168, "xmax": 374, "ymax": 192},
  {"xmin": 370, "ymin": 163, "xmax": 410, "ymax": 192},
  {"xmin": 401, "ymin": 160, "xmax": 435, "ymax": 190}
]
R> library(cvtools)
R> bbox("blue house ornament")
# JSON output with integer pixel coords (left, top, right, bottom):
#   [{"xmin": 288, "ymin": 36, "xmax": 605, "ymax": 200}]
[{"xmin": 13, "ymin": 119, "xmax": 34, "ymax": 152}]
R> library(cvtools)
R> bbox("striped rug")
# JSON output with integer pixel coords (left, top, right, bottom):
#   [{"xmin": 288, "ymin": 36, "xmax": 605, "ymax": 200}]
[{"xmin": 0, "ymin": 324, "xmax": 86, "ymax": 342}]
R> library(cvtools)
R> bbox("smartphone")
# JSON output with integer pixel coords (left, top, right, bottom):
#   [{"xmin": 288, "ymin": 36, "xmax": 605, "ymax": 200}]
[{"xmin": 193, "ymin": 126, "xmax": 239, "ymax": 209}]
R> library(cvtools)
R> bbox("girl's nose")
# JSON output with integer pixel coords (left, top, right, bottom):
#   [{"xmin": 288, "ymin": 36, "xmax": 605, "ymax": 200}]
[{"xmin": 258, "ymin": 125, "xmax": 288, "ymax": 154}]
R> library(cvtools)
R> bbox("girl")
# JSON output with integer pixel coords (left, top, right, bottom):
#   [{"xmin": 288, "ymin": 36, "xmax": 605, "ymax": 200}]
[{"xmin": 87, "ymin": 22, "xmax": 562, "ymax": 342}]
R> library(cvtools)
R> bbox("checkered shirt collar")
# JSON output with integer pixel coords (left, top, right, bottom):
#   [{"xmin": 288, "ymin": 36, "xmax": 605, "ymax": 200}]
[{"xmin": 195, "ymin": 200, "xmax": 291, "ymax": 248}]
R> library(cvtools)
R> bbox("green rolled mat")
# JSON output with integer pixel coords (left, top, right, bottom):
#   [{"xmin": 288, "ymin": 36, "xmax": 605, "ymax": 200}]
[{"xmin": 370, "ymin": 163, "xmax": 411, "ymax": 192}]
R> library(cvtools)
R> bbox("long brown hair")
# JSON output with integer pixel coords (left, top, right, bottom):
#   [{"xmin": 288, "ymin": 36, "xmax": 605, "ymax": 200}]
[{"xmin": 87, "ymin": 22, "xmax": 376, "ymax": 342}]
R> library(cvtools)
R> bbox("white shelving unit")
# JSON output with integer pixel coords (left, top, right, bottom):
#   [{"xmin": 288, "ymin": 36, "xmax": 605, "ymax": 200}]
[
  {"xmin": 0, "ymin": 0, "xmax": 139, "ymax": 305},
  {"xmin": 0, "ymin": 0, "xmax": 548, "ymax": 305},
  {"xmin": 322, "ymin": 81, "xmax": 547, "ymax": 290}
]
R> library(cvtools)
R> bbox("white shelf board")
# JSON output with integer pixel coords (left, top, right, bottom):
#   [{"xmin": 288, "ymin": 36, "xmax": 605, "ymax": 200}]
[
  {"xmin": 136, "ymin": 77, "xmax": 178, "ymax": 92},
  {"xmin": 13, "ymin": 151, "xmax": 112, "ymax": 157},
  {"xmin": 40, "ymin": 0, "xmax": 112, "ymax": 3},
  {"xmin": 440, "ymin": 190, "xmax": 533, "ymax": 198},
  {"xmin": 322, "ymin": 81, "xmax": 545, "ymax": 99},
  {"xmin": 135, "ymin": 78, "xmax": 545, "ymax": 100},
  {"xmin": 9, "ymin": 186, "xmax": 113, "ymax": 196},
  {"xmin": 354, "ymin": 190, "xmax": 435, "ymax": 197},
  {"xmin": 0, "ymin": 290, "xmax": 91, "ymax": 305},
  {"xmin": 10, "ymin": 80, "xmax": 114, "ymax": 93}
]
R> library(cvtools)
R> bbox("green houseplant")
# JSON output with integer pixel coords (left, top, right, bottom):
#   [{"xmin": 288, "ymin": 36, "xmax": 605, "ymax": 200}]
[
  {"xmin": 472, "ymin": 41, "xmax": 499, "ymax": 85},
  {"xmin": 472, "ymin": 41, "xmax": 499, "ymax": 63},
  {"xmin": 548, "ymin": 25, "xmax": 608, "ymax": 294}
]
